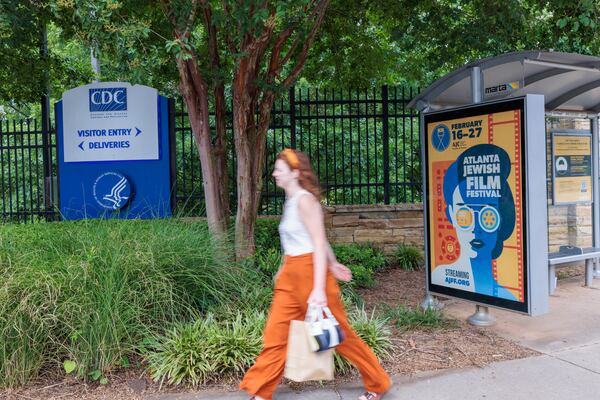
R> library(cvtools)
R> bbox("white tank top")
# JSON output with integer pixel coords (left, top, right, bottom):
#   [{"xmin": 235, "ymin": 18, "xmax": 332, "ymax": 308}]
[{"xmin": 279, "ymin": 189, "xmax": 315, "ymax": 255}]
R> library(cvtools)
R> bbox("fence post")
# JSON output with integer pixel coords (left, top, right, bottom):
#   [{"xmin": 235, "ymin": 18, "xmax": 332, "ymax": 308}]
[
  {"xmin": 41, "ymin": 97, "xmax": 52, "ymax": 213},
  {"xmin": 40, "ymin": 22, "xmax": 53, "ymax": 219},
  {"xmin": 168, "ymin": 98, "xmax": 177, "ymax": 214},
  {"xmin": 382, "ymin": 85, "xmax": 390, "ymax": 204},
  {"xmin": 289, "ymin": 86, "xmax": 296, "ymax": 149}
]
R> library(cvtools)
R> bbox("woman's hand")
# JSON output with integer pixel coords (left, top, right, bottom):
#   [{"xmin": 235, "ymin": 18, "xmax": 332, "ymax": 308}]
[
  {"xmin": 307, "ymin": 287, "xmax": 327, "ymax": 306},
  {"xmin": 330, "ymin": 261, "xmax": 352, "ymax": 282}
]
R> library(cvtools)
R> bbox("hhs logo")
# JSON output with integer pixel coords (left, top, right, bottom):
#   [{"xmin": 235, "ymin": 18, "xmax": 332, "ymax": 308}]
[
  {"xmin": 89, "ymin": 88, "xmax": 127, "ymax": 112},
  {"xmin": 93, "ymin": 172, "xmax": 131, "ymax": 210}
]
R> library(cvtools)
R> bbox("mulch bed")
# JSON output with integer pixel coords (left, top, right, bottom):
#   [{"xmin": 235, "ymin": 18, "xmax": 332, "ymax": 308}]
[
  {"xmin": 359, "ymin": 267, "xmax": 538, "ymax": 375},
  {"xmin": 1, "ymin": 267, "xmax": 541, "ymax": 400}
]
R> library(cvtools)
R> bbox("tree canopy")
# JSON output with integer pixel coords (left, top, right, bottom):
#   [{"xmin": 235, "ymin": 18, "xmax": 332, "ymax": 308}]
[{"xmin": 1, "ymin": 0, "xmax": 599, "ymax": 111}]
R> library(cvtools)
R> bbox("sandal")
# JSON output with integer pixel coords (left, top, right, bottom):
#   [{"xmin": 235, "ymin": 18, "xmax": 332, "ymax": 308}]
[{"xmin": 358, "ymin": 392, "xmax": 385, "ymax": 400}]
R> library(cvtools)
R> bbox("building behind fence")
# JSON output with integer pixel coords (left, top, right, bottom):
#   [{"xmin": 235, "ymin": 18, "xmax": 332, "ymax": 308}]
[{"xmin": 0, "ymin": 85, "xmax": 421, "ymax": 222}]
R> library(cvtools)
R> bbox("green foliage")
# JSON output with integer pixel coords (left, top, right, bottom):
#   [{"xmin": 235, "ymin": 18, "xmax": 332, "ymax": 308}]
[
  {"xmin": 335, "ymin": 306, "xmax": 393, "ymax": 374},
  {"xmin": 395, "ymin": 244, "xmax": 424, "ymax": 271},
  {"xmin": 333, "ymin": 243, "xmax": 386, "ymax": 288},
  {"xmin": 346, "ymin": 263, "xmax": 376, "ymax": 288},
  {"xmin": 0, "ymin": 217, "xmax": 401, "ymax": 388},
  {"xmin": 340, "ymin": 285, "xmax": 365, "ymax": 309},
  {"xmin": 334, "ymin": 243, "xmax": 387, "ymax": 272},
  {"xmin": 0, "ymin": 5, "xmax": 94, "ymax": 116},
  {"xmin": 302, "ymin": 0, "xmax": 600, "ymax": 87},
  {"xmin": 255, "ymin": 218, "xmax": 281, "ymax": 252},
  {"xmin": 545, "ymin": 0, "xmax": 600, "ymax": 54},
  {"xmin": 147, "ymin": 305, "xmax": 393, "ymax": 386},
  {"xmin": 302, "ymin": 0, "xmax": 406, "ymax": 87},
  {"xmin": 3, "ymin": 0, "xmax": 600, "ymax": 113},
  {"xmin": 384, "ymin": 305, "xmax": 450, "ymax": 331},
  {"xmin": 0, "ymin": 219, "xmax": 250, "ymax": 388},
  {"xmin": 63, "ymin": 360, "xmax": 77, "ymax": 374},
  {"xmin": 144, "ymin": 311, "xmax": 266, "ymax": 387},
  {"xmin": 223, "ymin": 283, "xmax": 274, "ymax": 315},
  {"xmin": 241, "ymin": 218, "xmax": 282, "ymax": 282},
  {"xmin": 143, "ymin": 318, "xmax": 216, "ymax": 387},
  {"xmin": 254, "ymin": 247, "xmax": 283, "ymax": 279}
]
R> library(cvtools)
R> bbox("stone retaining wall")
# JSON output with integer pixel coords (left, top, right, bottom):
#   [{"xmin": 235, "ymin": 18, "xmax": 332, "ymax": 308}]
[
  {"xmin": 265, "ymin": 201, "xmax": 591, "ymax": 255},
  {"xmin": 323, "ymin": 204, "xmax": 425, "ymax": 254}
]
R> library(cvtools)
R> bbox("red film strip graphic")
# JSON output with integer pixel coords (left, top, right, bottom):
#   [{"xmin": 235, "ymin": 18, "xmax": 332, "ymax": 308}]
[
  {"xmin": 488, "ymin": 114, "xmax": 498, "ymax": 281},
  {"xmin": 433, "ymin": 163, "xmax": 460, "ymax": 263},
  {"xmin": 487, "ymin": 111, "xmax": 524, "ymax": 301},
  {"xmin": 513, "ymin": 110, "xmax": 524, "ymax": 302}
]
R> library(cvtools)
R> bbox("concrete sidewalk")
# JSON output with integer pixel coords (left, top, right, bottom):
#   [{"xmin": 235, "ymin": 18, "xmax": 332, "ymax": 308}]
[{"xmin": 148, "ymin": 276, "xmax": 600, "ymax": 400}]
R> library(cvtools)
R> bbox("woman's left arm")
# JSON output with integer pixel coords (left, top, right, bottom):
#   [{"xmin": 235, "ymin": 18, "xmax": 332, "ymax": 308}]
[{"xmin": 298, "ymin": 195, "xmax": 328, "ymax": 306}]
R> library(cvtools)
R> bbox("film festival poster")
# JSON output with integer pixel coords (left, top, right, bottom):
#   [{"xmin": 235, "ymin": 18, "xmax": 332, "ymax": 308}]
[{"xmin": 425, "ymin": 103, "xmax": 526, "ymax": 310}]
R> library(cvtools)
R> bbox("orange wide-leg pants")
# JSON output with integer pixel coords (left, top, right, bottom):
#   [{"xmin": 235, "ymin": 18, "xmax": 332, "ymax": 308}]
[{"xmin": 240, "ymin": 253, "xmax": 392, "ymax": 400}]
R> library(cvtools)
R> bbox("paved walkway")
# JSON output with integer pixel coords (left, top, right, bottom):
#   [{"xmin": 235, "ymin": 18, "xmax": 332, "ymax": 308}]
[{"xmin": 148, "ymin": 276, "xmax": 600, "ymax": 400}]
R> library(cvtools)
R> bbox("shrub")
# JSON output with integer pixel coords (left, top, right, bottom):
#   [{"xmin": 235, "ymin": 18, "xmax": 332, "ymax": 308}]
[
  {"xmin": 340, "ymin": 285, "xmax": 365, "ymax": 309},
  {"xmin": 207, "ymin": 311, "xmax": 266, "ymax": 376},
  {"xmin": 219, "ymin": 284, "xmax": 274, "ymax": 315},
  {"xmin": 143, "ymin": 318, "xmax": 216, "ymax": 387},
  {"xmin": 0, "ymin": 219, "xmax": 249, "ymax": 388},
  {"xmin": 144, "ymin": 310, "xmax": 266, "ymax": 387},
  {"xmin": 333, "ymin": 244, "xmax": 386, "ymax": 288},
  {"xmin": 146, "ymin": 305, "xmax": 393, "ymax": 385},
  {"xmin": 345, "ymin": 263, "xmax": 376, "ymax": 288},
  {"xmin": 255, "ymin": 218, "xmax": 281, "ymax": 252},
  {"xmin": 333, "ymin": 244, "xmax": 387, "ymax": 273},
  {"xmin": 384, "ymin": 305, "xmax": 450, "ymax": 331},
  {"xmin": 335, "ymin": 306, "xmax": 393, "ymax": 374},
  {"xmin": 395, "ymin": 244, "xmax": 424, "ymax": 271},
  {"xmin": 254, "ymin": 247, "xmax": 282, "ymax": 280}
]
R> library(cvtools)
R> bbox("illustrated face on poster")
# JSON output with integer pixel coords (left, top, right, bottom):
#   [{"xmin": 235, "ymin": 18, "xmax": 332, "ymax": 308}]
[
  {"xmin": 439, "ymin": 144, "xmax": 516, "ymax": 299},
  {"xmin": 427, "ymin": 108, "xmax": 525, "ymax": 305}
]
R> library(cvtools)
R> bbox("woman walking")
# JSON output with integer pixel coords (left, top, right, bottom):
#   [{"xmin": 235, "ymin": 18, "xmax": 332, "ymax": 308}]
[{"xmin": 240, "ymin": 149, "xmax": 392, "ymax": 400}]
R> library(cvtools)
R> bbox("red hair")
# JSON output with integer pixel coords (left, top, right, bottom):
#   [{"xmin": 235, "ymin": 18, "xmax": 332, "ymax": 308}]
[{"xmin": 277, "ymin": 149, "xmax": 322, "ymax": 201}]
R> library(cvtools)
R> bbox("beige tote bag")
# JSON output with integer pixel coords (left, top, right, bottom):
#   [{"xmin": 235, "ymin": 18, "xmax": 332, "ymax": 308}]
[{"xmin": 284, "ymin": 319, "xmax": 334, "ymax": 382}]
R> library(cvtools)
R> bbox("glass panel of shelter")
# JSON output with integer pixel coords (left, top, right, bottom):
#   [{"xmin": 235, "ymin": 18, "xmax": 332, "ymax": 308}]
[{"xmin": 545, "ymin": 117, "xmax": 593, "ymax": 252}]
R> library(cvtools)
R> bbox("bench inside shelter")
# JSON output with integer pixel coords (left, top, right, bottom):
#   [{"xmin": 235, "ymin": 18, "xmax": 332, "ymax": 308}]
[{"xmin": 548, "ymin": 245, "xmax": 600, "ymax": 294}]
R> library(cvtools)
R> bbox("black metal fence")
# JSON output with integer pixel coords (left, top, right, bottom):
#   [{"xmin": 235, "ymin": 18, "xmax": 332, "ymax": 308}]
[
  {"xmin": 176, "ymin": 85, "xmax": 422, "ymax": 215},
  {"xmin": 1, "ymin": 85, "xmax": 421, "ymax": 222},
  {"xmin": 0, "ymin": 119, "xmax": 57, "ymax": 222}
]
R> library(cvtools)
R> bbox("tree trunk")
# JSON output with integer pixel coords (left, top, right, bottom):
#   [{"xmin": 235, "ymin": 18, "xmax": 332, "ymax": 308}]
[
  {"xmin": 232, "ymin": 65, "xmax": 255, "ymax": 259},
  {"xmin": 177, "ymin": 58, "xmax": 228, "ymax": 235},
  {"xmin": 233, "ymin": 73, "xmax": 275, "ymax": 259},
  {"xmin": 234, "ymin": 136, "xmax": 258, "ymax": 260},
  {"xmin": 213, "ymin": 83, "xmax": 230, "ymax": 226}
]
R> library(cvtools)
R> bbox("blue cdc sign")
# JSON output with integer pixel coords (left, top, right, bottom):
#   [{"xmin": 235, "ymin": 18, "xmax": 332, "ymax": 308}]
[
  {"xmin": 89, "ymin": 88, "xmax": 128, "ymax": 112},
  {"xmin": 57, "ymin": 82, "xmax": 174, "ymax": 220}
]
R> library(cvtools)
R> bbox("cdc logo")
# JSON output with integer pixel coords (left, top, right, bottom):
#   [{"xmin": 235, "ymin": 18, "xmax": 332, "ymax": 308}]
[
  {"xmin": 93, "ymin": 172, "xmax": 131, "ymax": 210},
  {"xmin": 89, "ymin": 88, "xmax": 127, "ymax": 112},
  {"xmin": 432, "ymin": 124, "xmax": 451, "ymax": 152}
]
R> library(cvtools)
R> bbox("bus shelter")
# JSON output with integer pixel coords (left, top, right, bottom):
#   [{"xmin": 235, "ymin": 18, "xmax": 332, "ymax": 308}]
[{"xmin": 409, "ymin": 51, "xmax": 600, "ymax": 324}]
